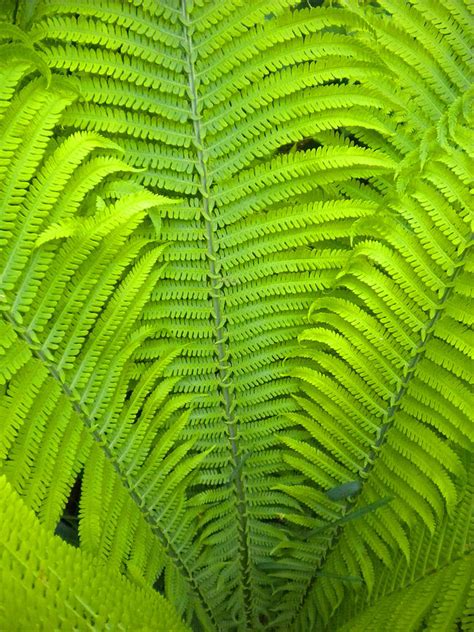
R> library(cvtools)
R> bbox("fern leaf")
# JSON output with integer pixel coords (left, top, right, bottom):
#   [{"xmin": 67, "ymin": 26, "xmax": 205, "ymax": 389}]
[
  {"xmin": 0, "ymin": 474, "xmax": 189, "ymax": 632},
  {"xmin": 0, "ymin": 46, "xmax": 217, "ymax": 628}
]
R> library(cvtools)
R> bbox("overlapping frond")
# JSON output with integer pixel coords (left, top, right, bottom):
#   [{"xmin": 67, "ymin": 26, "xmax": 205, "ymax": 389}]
[
  {"xmin": 277, "ymin": 1, "xmax": 474, "ymax": 629},
  {"xmin": 333, "ymin": 455, "xmax": 474, "ymax": 631},
  {"xmin": 0, "ymin": 474, "xmax": 189, "ymax": 631},
  {"xmin": 0, "ymin": 44, "xmax": 209, "ymax": 630}
]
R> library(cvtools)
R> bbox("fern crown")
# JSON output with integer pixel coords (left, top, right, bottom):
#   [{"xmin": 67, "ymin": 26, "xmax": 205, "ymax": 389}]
[{"xmin": 0, "ymin": 1, "xmax": 473, "ymax": 630}]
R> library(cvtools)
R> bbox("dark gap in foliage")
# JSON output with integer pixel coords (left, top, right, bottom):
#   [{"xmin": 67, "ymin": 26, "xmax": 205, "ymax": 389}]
[
  {"xmin": 0, "ymin": 0, "xmax": 16, "ymax": 23},
  {"xmin": 309, "ymin": 237, "xmax": 352, "ymax": 251},
  {"xmin": 54, "ymin": 470, "xmax": 83, "ymax": 547},
  {"xmin": 342, "ymin": 130, "xmax": 372, "ymax": 150},
  {"xmin": 14, "ymin": 72, "xmax": 43, "ymax": 97},
  {"xmin": 191, "ymin": 613, "xmax": 205, "ymax": 632},
  {"xmin": 327, "ymin": 77, "xmax": 351, "ymax": 86},
  {"xmin": 277, "ymin": 138, "xmax": 323, "ymax": 155},
  {"xmin": 295, "ymin": 0, "xmax": 325, "ymax": 8},
  {"xmin": 153, "ymin": 569, "xmax": 165, "ymax": 593},
  {"xmin": 258, "ymin": 613, "xmax": 270, "ymax": 626}
]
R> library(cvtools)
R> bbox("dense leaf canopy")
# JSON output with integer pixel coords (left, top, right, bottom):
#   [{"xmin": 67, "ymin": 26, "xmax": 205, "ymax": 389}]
[{"xmin": 0, "ymin": 1, "xmax": 472, "ymax": 630}]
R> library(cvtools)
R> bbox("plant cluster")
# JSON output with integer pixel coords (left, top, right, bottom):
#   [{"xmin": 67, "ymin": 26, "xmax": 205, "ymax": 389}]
[{"xmin": 0, "ymin": 1, "xmax": 472, "ymax": 630}]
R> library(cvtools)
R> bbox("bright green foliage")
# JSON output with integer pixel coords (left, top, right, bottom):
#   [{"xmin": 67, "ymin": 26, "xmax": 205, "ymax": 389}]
[
  {"xmin": 333, "ymin": 459, "xmax": 474, "ymax": 631},
  {"xmin": 0, "ymin": 36, "xmax": 206, "ymax": 630},
  {"xmin": 0, "ymin": 0, "xmax": 473, "ymax": 630},
  {"xmin": 275, "ymin": 2, "xmax": 474, "ymax": 627},
  {"xmin": 0, "ymin": 475, "xmax": 189, "ymax": 631}
]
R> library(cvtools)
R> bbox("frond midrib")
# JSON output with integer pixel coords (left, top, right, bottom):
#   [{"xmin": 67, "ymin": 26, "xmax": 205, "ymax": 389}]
[{"xmin": 179, "ymin": 1, "xmax": 253, "ymax": 626}]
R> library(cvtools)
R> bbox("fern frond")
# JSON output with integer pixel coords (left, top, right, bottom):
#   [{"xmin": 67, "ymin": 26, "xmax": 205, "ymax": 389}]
[
  {"xmin": 332, "ymin": 455, "xmax": 474, "ymax": 631},
  {"xmin": 24, "ymin": 4, "xmax": 398, "ymax": 624},
  {"xmin": 0, "ymin": 47, "xmax": 218, "ymax": 629},
  {"xmin": 0, "ymin": 474, "xmax": 189, "ymax": 631},
  {"xmin": 278, "ymin": 1, "xmax": 473, "ymax": 627}
]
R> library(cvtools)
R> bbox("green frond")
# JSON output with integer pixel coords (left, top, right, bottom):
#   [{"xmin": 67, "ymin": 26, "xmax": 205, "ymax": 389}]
[
  {"xmin": 333, "ymin": 482, "xmax": 474, "ymax": 632},
  {"xmin": 276, "ymin": 1, "xmax": 473, "ymax": 627},
  {"xmin": 0, "ymin": 47, "xmax": 218, "ymax": 629},
  {"xmin": 0, "ymin": 475, "xmax": 189, "ymax": 632}
]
